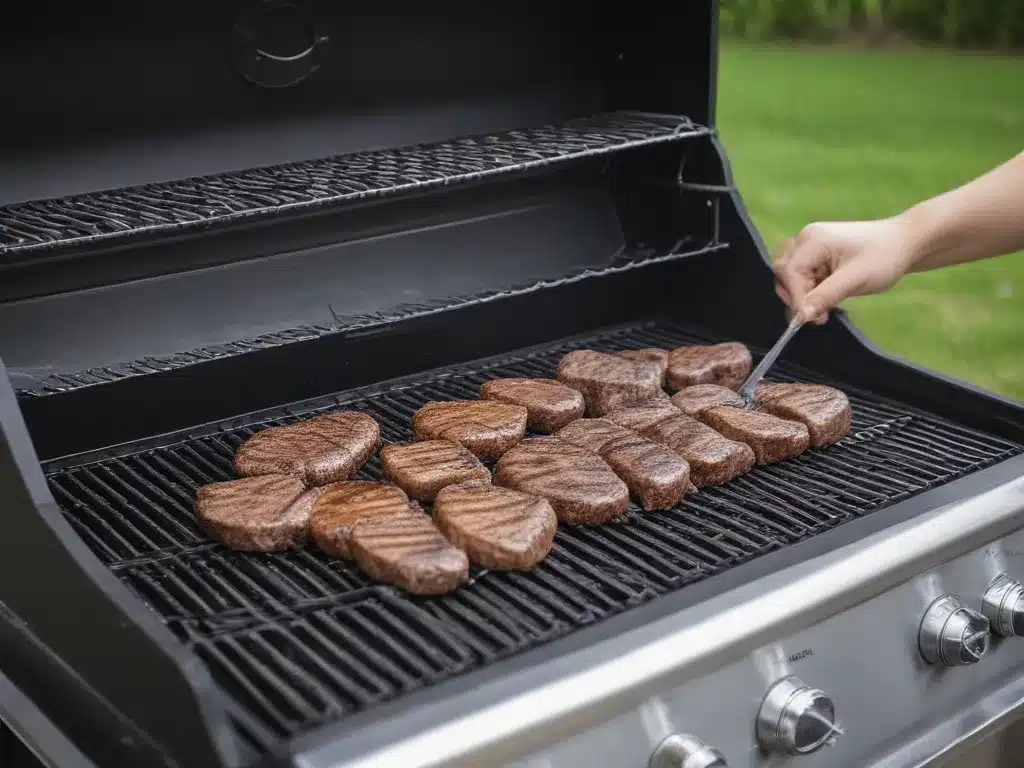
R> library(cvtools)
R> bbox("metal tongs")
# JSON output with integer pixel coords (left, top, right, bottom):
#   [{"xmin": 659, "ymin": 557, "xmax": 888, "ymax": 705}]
[{"xmin": 737, "ymin": 315, "xmax": 804, "ymax": 408}]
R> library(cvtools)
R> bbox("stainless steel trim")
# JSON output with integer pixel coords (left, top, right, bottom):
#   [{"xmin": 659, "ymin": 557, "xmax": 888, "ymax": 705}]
[
  {"xmin": 304, "ymin": 476, "xmax": 1024, "ymax": 768},
  {"xmin": 867, "ymin": 675, "xmax": 1024, "ymax": 767}
]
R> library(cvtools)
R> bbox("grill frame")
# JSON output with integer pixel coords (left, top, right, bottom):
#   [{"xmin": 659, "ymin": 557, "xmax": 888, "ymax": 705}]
[{"xmin": 39, "ymin": 321, "xmax": 1023, "ymax": 758}]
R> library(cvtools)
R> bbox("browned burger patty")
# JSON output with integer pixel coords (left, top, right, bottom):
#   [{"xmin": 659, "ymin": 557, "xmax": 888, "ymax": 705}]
[
  {"xmin": 640, "ymin": 414, "xmax": 755, "ymax": 487},
  {"xmin": 614, "ymin": 348, "xmax": 669, "ymax": 387},
  {"xmin": 671, "ymin": 384, "xmax": 745, "ymax": 417},
  {"xmin": 433, "ymin": 482, "xmax": 558, "ymax": 569},
  {"xmin": 479, "ymin": 377, "xmax": 585, "ymax": 433},
  {"xmin": 412, "ymin": 400, "xmax": 528, "ymax": 461},
  {"xmin": 699, "ymin": 406, "xmax": 810, "ymax": 465},
  {"xmin": 494, "ymin": 436, "xmax": 630, "ymax": 525},
  {"xmin": 755, "ymin": 383, "xmax": 853, "ymax": 448},
  {"xmin": 309, "ymin": 481, "xmax": 419, "ymax": 559},
  {"xmin": 380, "ymin": 440, "xmax": 490, "ymax": 502},
  {"xmin": 665, "ymin": 342, "xmax": 752, "ymax": 391},
  {"xmin": 234, "ymin": 411, "xmax": 380, "ymax": 487},
  {"xmin": 556, "ymin": 350, "xmax": 664, "ymax": 416},
  {"xmin": 557, "ymin": 418, "xmax": 692, "ymax": 510},
  {"xmin": 349, "ymin": 514, "xmax": 469, "ymax": 595},
  {"xmin": 604, "ymin": 400, "xmax": 681, "ymax": 432},
  {"xmin": 195, "ymin": 474, "xmax": 320, "ymax": 552}
]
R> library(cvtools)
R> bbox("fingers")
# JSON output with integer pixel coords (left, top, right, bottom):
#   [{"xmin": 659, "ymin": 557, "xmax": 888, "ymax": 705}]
[
  {"xmin": 801, "ymin": 266, "xmax": 866, "ymax": 323},
  {"xmin": 774, "ymin": 234, "xmax": 828, "ymax": 318}
]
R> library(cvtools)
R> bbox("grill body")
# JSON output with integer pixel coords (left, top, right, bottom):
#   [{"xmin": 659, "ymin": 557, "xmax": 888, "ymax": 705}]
[{"xmin": 1, "ymin": 3, "xmax": 1024, "ymax": 767}]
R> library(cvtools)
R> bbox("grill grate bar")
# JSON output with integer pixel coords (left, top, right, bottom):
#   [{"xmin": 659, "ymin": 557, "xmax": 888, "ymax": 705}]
[
  {"xmin": 1, "ymin": 112, "xmax": 706, "ymax": 255},
  {"xmin": 42, "ymin": 321, "xmax": 1021, "ymax": 752}
]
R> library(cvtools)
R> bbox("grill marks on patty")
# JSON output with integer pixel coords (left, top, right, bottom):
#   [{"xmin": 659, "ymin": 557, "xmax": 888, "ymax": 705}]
[
  {"xmin": 195, "ymin": 345, "xmax": 852, "ymax": 596},
  {"xmin": 556, "ymin": 350, "xmax": 664, "ymax": 416},
  {"xmin": 309, "ymin": 481, "xmax": 420, "ymax": 559},
  {"xmin": 412, "ymin": 400, "xmax": 528, "ymax": 460},
  {"xmin": 380, "ymin": 440, "xmax": 490, "ymax": 502},
  {"xmin": 666, "ymin": 342, "xmax": 752, "ymax": 392},
  {"xmin": 494, "ymin": 436, "xmax": 630, "ymax": 525},
  {"xmin": 755, "ymin": 383, "xmax": 853, "ymax": 447},
  {"xmin": 234, "ymin": 411, "xmax": 380, "ymax": 487},
  {"xmin": 349, "ymin": 514, "xmax": 469, "ymax": 596},
  {"xmin": 556, "ymin": 418, "xmax": 692, "ymax": 510},
  {"xmin": 433, "ymin": 483, "xmax": 557, "ymax": 569},
  {"xmin": 700, "ymin": 406, "xmax": 810, "ymax": 465},
  {"xmin": 478, "ymin": 378, "xmax": 585, "ymax": 433},
  {"xmin": 195, "ymin": 474, "xmax": 320, "ymax": 552}
]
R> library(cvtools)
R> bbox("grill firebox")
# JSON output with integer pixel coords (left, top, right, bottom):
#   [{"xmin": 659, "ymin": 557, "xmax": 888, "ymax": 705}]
[{"xmin": 43, "ymin": 321, "xmax": 1022, "ymax": 757}]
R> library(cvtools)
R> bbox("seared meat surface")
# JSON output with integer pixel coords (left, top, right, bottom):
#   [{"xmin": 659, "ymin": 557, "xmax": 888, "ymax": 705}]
[
  {"xmin": 640, "ymin": 414, "xmax": 755, "ymax": 487},
  {"xmin": 756, "ymin": 383, "xmax": 853, "ymax": 447},
  {"xmin": 412, "ymin": 400, "xmax": 528, "ymax": 461},
  {"xmin": 479, "ymin": 377, "xmax": 585, "ymax": 433},
  {"xmin": 349, "ymin": 514, "xmax": 469, "ymax": 595},
  {"xmin": 309, "ymin": 481, "xmax": 419, "ymax": 559},
  {"xmin": 195, "ymin": 474, "xmax": 319, "ymax": 552},
  {"xmin": 433, "ymin": 482, "xmax": 557, "ymax": 569},
  {"xmin": 494, "ymin": 436, "xmax": 630, "ymax": 525},
  {"xmin": 614, "ymin": 348, "xmax": 669, "ymax": 387},
  {"xmin": 380, "ymin": 440, "xmax": 490, "ymax": 502},
  {"xmin": 700, "ymin": 407, "xmax": 810, "ymax": 465},
  {"xmin": 557, "ymin": 418, "xmax": 692, "ymax": 510},
  {"xmin": 666, "ymin": 343, "xmax": 752, "ymax": 391},
  {"xmin": 235, "ymin": 411, "xmax": 380, "ymax": 487},
  {"xmin": 556, "ymin": 350, "xmax": 664, "ymax": 416}
]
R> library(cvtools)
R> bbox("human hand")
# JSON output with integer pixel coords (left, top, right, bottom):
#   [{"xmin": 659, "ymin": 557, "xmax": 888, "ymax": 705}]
[{"xmin": 771, "ymin": 217, "xmax": 919, "ymax": 325}]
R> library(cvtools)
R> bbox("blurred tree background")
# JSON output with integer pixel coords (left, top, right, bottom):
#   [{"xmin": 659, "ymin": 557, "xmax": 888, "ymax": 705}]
[{"xmin": 719, "ymin": 0, "xmax": 1024, "ymax": 49}]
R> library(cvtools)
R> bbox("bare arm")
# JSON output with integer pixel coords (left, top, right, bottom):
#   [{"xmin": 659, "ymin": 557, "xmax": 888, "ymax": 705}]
[
  {"xmin": 772, "ymin": 150, "xmax": 1024, "ymax": 323},
  {"xmin": 903, "ymin": 150, "xmax": 1024, "ymax": 272}
]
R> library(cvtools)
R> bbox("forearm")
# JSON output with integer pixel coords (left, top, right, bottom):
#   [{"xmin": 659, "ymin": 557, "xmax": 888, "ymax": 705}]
[{"xmin": 899, "ymin": 150, "xmax": 1024, "ymax": 272}]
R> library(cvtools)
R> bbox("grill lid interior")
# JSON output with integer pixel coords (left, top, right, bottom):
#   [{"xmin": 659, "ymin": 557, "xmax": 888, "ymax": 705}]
[{"xmin": 0, "ymin": 2, "xmax": 720, "ymax": 396}]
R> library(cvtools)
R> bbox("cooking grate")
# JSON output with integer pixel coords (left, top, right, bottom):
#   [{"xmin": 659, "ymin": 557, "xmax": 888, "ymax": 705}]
[
  {"xmin": 0, "ymin": 112, "xmax": 706, "ymax": 255},
  {"xmin": 44, "ymin": 322, "xmax": 1022, "ymax": 756}
]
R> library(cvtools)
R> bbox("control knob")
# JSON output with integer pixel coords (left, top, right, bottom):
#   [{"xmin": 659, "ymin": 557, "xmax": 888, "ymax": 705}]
[
  {"xmin": 919, "ymin": 594, "xmax": 990, "ymax": 665},
  {"xmin": 982, "ymin": 573, "xmax": 1024, "ymax": 637},
  {"xmin": 649, "ymin": 734, "xmax": 727, "ymax": 768},
  {"xmin": 756, "ymin": 676, "xmax": 839, "ymax": 755}
]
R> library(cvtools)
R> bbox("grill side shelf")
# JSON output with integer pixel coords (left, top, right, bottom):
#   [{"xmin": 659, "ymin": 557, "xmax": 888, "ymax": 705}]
[
  {"xmin": 0, "ymin": 111, "xmax": 708, "ymax": 257},
  {"xmin": 40, "ymin": 321, "xmax": 1024, "ymax": 758}
]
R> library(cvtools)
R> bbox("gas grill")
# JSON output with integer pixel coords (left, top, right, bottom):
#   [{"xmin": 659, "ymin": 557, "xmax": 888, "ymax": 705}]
[{"xmin": 2, "ymin": 3, "xmax": 1024, "ymax": 767}]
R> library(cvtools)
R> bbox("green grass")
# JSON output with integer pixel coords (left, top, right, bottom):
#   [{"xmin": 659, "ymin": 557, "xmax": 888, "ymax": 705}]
[{"xmin": 717, "ymin": 41, "xmax": 1024, "ymax": 399}]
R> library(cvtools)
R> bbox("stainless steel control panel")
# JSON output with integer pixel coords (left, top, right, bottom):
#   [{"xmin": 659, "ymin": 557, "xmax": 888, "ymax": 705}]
[{"xmin": 506, "ymin": 528, "xmax": 1024, "ymax": 767}]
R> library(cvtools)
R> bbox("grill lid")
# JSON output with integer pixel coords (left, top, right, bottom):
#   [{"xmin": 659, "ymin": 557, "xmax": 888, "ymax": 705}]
[{"xmin": 0, "ymin": 2, "xmax": 720, "ymax": 395}]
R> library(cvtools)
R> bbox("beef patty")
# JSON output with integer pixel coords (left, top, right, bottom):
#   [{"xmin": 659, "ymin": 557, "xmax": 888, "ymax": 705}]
[
  {"xmin": 349, "ymin": 514, "xmax": 469, "ymax": 595},
  {"xmin": 479, "ymin": 377, "xmax": 585, "ymax": 433},
  {"xmin": 309, "ymin": 481, "xmax": 419, "ymax": 559},
  {"xmin": 700, "ymin": 406, "xmax": 810, "ymax": 465},
  {"xmin": 433, "ymin": 482, "xmax": 558, "ymax": 569},
  {"xmin": 666, "ymin": 342, "xmax": 752, "ymax": 391},
  {"xmin": 234, "ymin": 411, "xmax": 380, "ymax": 487},
  {"xmin": 557, "ymin": 419, "xmax": 692, "ymax": 510},
  {"xmin": 756, "ymin": 383, "xmax": 853, "ymax": 447},
  {"xmin": 380, "ymin": 440, "xmax": 490, "ymax": 502},
  {"xmin": 412, "ymin": 400, "xmax": 528, "ymax": 461},
  {"xmin": 556, "ymin": 350, "xmax": 664, "ymax": 416},
  {"xmin": 614, "ymin": 348, "xmax": 669, "ymax": 387},
  {"xmin": 640, "ymin": 414, "xmax": 756, "ymax": 487},
  {"xmin": 604, "ymin": 400, "xmax": 681, "ymax": 432},
  {"xmin": 671, "ymin": 384, "xmax": 745, "ymax": 417},
  {"xmin": 195, "ymin": 474, "xmax": 320, "ymax": 552},
  {"xmin": 494, "ymin": 436, "xmax": 630, "ymax": 525}
]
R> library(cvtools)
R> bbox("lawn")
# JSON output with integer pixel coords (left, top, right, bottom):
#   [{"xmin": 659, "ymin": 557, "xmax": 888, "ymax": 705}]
[{"xmin": 717, "ymin": 41, "xmax": 1024, "ymax": 400}]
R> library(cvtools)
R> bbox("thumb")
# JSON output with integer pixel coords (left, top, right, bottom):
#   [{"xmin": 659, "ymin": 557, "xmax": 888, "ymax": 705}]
[{"xmin": 800, "ymin": 266, "xmax": 865, "ymax": 323}]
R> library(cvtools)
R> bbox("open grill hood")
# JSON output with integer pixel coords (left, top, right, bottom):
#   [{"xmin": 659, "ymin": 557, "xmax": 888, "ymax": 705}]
[{"xmin": 1, "ymin": 3, "xmax": 1023, "ymax": 767}]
